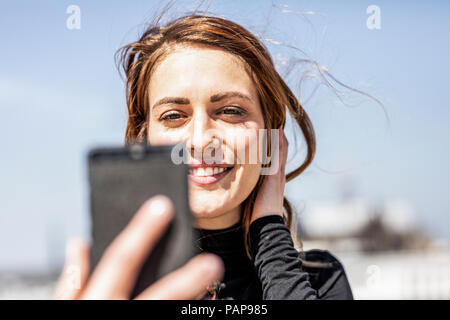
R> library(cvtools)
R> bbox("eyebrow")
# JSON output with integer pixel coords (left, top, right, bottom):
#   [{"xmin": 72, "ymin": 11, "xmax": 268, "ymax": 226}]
[{"xmin": 152, "ymin": 91, "xmax": 253, "ymax": 109}]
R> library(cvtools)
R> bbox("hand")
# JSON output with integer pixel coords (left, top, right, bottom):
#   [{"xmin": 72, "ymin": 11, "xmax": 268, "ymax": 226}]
[
  {"xmin": 251, "ymin": 127, "xmax": 288, "ymax": 224},
  {"xmin": 53, "ymin": 195, "xmax": 224, "ymax": 300}
]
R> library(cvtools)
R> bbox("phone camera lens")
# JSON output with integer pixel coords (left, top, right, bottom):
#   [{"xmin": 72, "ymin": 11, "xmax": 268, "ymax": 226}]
[{"xmin": 129, "ymin": 143, "xmax": 145, "ymax": 160}]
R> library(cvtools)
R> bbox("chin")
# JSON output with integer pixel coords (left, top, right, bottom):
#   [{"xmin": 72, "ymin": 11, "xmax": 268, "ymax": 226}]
[
  {"xmin": 188, "ymin": 191, "xmax": 232, "ymax": 218},
  {"xmin": 186, "ymin": 164, "xmax": 261, "ymax": 225}
]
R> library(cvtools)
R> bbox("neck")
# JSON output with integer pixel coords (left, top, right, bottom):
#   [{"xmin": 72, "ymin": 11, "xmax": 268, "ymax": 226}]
[{"xmin": 193, "ymin": 205, "xmax": 241, "ymax": 230}]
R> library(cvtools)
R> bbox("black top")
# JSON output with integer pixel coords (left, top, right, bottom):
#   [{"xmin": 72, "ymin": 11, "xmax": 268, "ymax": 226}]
[{"xmin": 194, "ymin": 215, "xmax": 354, "ymax": 300}]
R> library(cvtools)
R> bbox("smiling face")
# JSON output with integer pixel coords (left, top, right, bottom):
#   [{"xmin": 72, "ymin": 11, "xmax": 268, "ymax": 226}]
[{"xmin": 147, "ymin": 44, "xmax": 265, "ymax": 229}]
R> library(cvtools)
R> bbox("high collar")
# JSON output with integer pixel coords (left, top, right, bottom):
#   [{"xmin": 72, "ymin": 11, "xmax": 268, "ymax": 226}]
[{"xmin": 193, "ymin": 221, "xmax": 255, "ymax": 281}]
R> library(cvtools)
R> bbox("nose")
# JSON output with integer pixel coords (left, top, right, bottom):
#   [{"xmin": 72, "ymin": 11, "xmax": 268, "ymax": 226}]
[{"xmin": 186, "ymin": 111, "xmax": 219, "ymax": 163}]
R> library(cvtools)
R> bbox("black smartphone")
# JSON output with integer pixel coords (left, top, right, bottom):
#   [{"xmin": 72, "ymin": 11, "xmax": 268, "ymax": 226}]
[{"xmin": 87, "ymin": 143, "xmax": 196, "ymax": 298}]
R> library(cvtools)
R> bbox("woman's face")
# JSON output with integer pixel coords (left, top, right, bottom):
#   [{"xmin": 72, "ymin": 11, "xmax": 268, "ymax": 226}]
[{"xmin": 147, "ymin": 44, "xmax": 265, "ymax": 228}]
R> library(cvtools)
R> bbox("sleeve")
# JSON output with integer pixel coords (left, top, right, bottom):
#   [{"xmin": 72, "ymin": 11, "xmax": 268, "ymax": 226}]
[
  {"xmin": 302, "ymin": 249, "xmax": 354, "ymax": 300},
  {"xmin": 248, "ymin": 215, "xmax": 319, "ymax": 300}
]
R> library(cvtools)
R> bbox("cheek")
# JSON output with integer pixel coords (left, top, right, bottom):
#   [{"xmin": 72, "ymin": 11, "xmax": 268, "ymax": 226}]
[
  {"xmin": 222, "ymin": 127, "xmax": 263, "ymax": 165},
  {"xmin": 230, "ymin": 163, "xmax": 261, "ymax": 209},
  {"xmin": 147, "ymin": 121, "xmax": 187, "ymax": 146},
  {"xmin": 242, "ymin": 161, "xmax": 262, "ymax": 184}
]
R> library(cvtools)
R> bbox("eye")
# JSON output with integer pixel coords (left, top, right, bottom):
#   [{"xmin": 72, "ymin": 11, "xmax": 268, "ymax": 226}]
[
  {"xmin": 217, "ymin": 106, "xmax": 246, "ymax": 116},
  {"xmin": 159, "ymin": 110, "xmax": 186, "ymax": 121}
]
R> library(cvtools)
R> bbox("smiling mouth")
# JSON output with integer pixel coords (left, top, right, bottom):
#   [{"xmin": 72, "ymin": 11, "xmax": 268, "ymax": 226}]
[{"xmin": 188, "ymin": 165, "xmax": 234, "ymax": 185}]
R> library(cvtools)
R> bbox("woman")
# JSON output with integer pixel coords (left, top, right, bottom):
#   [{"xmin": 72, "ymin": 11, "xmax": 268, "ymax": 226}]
[{"xmin": 54, "ymin": 14, "xmax": 353, "ymax": 300}]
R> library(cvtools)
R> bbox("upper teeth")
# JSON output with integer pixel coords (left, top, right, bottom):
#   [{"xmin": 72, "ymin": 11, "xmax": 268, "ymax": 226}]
[{"xmin": 190, "ymin": 167, "xmax": 228, "ymax": 176}]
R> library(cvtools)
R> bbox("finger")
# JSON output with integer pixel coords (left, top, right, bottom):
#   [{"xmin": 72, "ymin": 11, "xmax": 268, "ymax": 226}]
[
  {"xmin": 276, "ymin": 127, "xmax": 288, "ymax": 174},
  {"xmin": 82, "ymin": 195, "xmax": 174, "ymax": 299},
  {"xmin": 280, "ymin": 127, "xmax": 288, "ymax": 162},
  {"xmin": 135, "ymin": 253, "xmax": 224, "ymax": 300},
  {"xmin": 277, "ymin": 126, "xmax": 286, "ymax": 176},
  {"xmin": 53, "ymin": 238, "xmax": 90, "ymax": 300}
]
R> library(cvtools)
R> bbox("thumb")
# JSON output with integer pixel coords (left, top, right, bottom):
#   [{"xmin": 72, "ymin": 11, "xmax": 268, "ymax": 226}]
[{"xmin": 53, "ymin": 237, "xmax": 90, "ymax": 300}]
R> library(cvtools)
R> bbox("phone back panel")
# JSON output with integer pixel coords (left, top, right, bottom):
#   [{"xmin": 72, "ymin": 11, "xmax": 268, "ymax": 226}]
[{"xmin": 88, "ymin": 144, "xmax": 194, "ymax": 298}]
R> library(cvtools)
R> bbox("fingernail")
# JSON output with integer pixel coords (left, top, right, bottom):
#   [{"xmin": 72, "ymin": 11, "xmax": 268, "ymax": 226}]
[{"xmin": 147, "ymin": 195, "xmax": 174, "ymax": 217}]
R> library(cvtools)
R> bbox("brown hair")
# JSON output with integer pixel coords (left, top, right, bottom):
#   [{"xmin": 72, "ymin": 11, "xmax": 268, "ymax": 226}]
[{"xmin": 115, "ymin": 13, "xmax": 316, "ymax": 257}]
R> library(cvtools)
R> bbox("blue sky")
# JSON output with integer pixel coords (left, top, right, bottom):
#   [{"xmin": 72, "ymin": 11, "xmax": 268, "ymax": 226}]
[{"xmin": 1, "ymin": 0, "xmax": 449, "ymax": 272}]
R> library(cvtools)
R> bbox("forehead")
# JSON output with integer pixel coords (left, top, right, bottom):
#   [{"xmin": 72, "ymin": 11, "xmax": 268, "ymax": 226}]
[{"xmin": 148, "ymin": 44, "xmax": 257, "ymax": 101}]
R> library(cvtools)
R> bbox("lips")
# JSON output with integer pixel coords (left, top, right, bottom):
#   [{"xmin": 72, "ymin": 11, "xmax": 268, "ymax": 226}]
[{"xmin": 188, "ymin": 164, "xmax": 234, "ymax": 185}]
